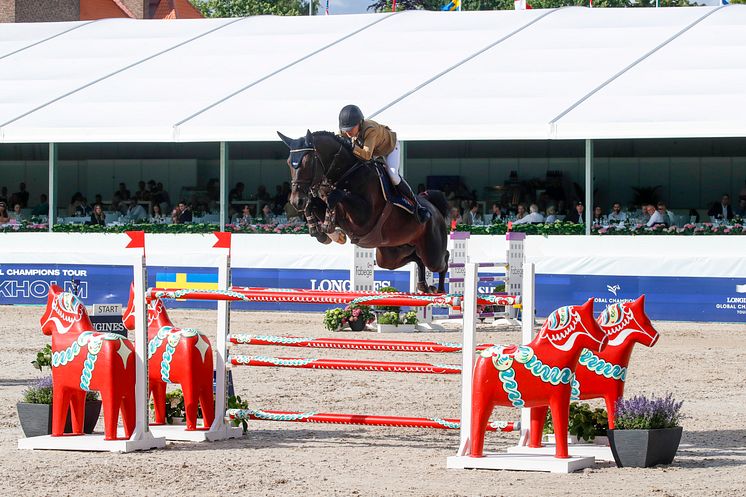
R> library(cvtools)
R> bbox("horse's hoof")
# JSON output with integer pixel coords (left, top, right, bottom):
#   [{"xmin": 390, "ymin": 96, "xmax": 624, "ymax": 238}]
[
  {"xmin": 428, "ymin": 285, "xmax": 438, "ymax": 293},
  {"xmin": 334, "ymin": 232, "xmax": 347, "ymax": 244},
  {"xmin": 416, "ymin": 283, "xmax": 429, "ymax": 293}
]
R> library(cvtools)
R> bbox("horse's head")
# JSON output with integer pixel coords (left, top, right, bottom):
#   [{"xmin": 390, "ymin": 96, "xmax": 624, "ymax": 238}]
[
  {"xmin": 40, "ymin": 284, "xmax": 94, "ymax": 336},
  {"xmin": 277, "ymin": 130, "xmax": 354, "ymax": 211},
  {"xmin": 598, "ymin": 295, "xmax": 659, "ymax": 348},
  {"xmin": 537, "ymin": 299, "xmax": 607, "ymax": 354},
  {"xmin": 123, "ymin": 283, "xmax": 169, "ymax": 331}
]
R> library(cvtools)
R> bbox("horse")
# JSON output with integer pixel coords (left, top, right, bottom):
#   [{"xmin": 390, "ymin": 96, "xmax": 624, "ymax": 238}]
[
  {"xmin": 40, "ymin": 285, "xmax": 135, "ymax": 440},
  {"xmin": 277, "ymin": 130, "xmax": 450, "ymax": 293},
  {"xmin": 469, "ymin": 299, "xmax": 607, "ymax": 459},
  {"xmin": 123, "ymin": 285, "xmax": 215, "ymax": 431}
]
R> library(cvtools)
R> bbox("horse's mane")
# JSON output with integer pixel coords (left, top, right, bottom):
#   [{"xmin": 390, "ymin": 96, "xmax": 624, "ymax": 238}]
[{"xmin": 312, "ymin": 130, "xmax": 353, "ymax": 153}]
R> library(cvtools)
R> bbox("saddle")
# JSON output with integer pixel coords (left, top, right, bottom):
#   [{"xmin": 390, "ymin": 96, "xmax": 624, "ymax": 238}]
[{"xmin": 372, "ymin": 162, "xmax": 415, "ymax": 215}]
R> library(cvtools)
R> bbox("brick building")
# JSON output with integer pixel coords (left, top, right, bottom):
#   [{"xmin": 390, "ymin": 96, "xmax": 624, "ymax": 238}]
[{"xmin": 0, "ymin": 0, "xmax": 202, "ymax": 22}]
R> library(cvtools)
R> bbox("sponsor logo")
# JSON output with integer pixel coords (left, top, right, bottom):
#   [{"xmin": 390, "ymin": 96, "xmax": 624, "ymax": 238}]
[{"xmin": 607, "ymin": 284, "xmax": 620, "ymax": 296}]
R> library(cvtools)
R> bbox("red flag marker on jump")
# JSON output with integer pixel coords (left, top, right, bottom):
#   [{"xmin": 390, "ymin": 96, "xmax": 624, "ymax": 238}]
[
  {"xmin": 213, "ymin": 231, "xmax": 232, "ymax": 255},
  {"xmin": 125, "ymin": 231, "xmax": 145, "ymax": 255}
]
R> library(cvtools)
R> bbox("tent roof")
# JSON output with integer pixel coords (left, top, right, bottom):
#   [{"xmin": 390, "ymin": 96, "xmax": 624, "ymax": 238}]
[{"xmin": 0, "ymin": 6, "xmax": 744, "ymax": 143}]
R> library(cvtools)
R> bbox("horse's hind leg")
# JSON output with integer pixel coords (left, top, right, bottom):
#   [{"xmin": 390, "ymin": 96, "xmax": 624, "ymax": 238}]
[{"xmin": 437, "ymin": 250, "xmax": 449, "ymax": 293}]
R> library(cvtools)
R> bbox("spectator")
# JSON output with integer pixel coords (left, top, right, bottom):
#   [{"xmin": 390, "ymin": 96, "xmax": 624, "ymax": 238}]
[
  {"xmin": 13, "ymin": 182, "xmax": 30, "ymax": 208},
  {"xmin": 75, "ymin": 197, "xmax": 92, "ymax": 217},
  {"xmin": 513, "ymin": 204, "xmax": 545, "ymax": 225},
  {"xmin": 68, "ymin": 192, "xmax": 84, "ymax": 216},
  {"xmin": 640, "ymin": 204, "xmax": 652, "ymax": 224},
  {"xmin": 740, "ymin": 179, "xmax": 746, "ymax": 202},
  {"xmin": 688, "ymin": 208, "xmax": 700, "ymax": 223},
  {"xmin": 255, "ymin": 185, "xmax": 271, "ymax": 205},
  {"xmin": 490, "ymin": 202, "xmax": 504, "ymax": 224},
  {"xmin": 150, "ymin": 203, "xmax": 166, "ymax": 223},
  {"xmin": 11, "ymin": 203, "xmax": 25, "ymax": 222},
  {"xmin": 174, "ymin": 201, "xmax": 192, "ymax": 224},
  {"xmin": 566, "ymin": 201, "xmax": 585, "ymax": 224},
  {"xmin": 463, "ymin": 201, "xmax": 482, "ymax": 226},
  {"xmin": 284, "ymin": 194, "xmax": 301, "ymax": 222},
  {"xmin": 154, "ymin": 182, "xmax": 171, "ymax": 213},
  {"xmin": 234, "ymin": 205, "xmax": 253, "ymax": 226},
  {"xmin": 592, "ymin": 206, "xmax": 604, "ymax": 225},
  {"xmin": 0, "ymin": 201, "xmax": 9, "ymax": 224},
  {"xmin": 229, "ymin": 182, "xmax": 245, "ymax": 202},
  {"xmin": 116, "ymin": 182, "xmax": 131, "ymax": 202},
  {"xmin": 448, "ymin": 206, "xmax": 462, "ymax": 227},
  {"xmin": 135, "ymin": 181, "xmax": 149, "ymax": 201},
  {"xmin": 735, "ymin": 198, "xmax": 746, "ymax": 218},
  {"xmin": 515, "ymin": 203, "xmax": 527, "ymax": 220},
  {"xmin": 31, "ymin": 194, "xmax": 49, "ymax": 216},
  {"xmin": 646, "ymin": 202, "xmax": 669, "ymax": 227},
  {"xmin": 259, "ymin": 203, "xmax": 275, "ymax": 223},
  {"xmin": 545, "ymin": 205, "xmax": 558, "ymax": 223},
  {"xmin": 708, "ymin": 194, "xmax": 734, "ymax": 221},
  {"xmin": 0, "ymin": 186, "xmax": 7, "ymax": 204},
  {"xmin": 89, "ymin": 204, "xmax": 106, "ymax": 226},
  {"xmin": 123, "ymin": 199, "xmax": 148, "ymax": 222},
  {"xmin": 608, "ymin": 202, "xmax": 627, "ymax": 223}
]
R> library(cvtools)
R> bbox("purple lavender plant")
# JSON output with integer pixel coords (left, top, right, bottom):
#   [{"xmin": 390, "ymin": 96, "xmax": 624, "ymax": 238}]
[{"xmin": 614, "ymin": 393, "xmax": 683, "ymax": 430}]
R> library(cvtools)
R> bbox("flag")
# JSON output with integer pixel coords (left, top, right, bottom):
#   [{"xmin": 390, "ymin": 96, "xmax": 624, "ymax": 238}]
[
  {"xmin": 442, "ymin": 0, "xmax": 461, "ymax": 11},
  {"xmin": 156, "ymin": 272, "xmax": 219, "ymax": 292}
]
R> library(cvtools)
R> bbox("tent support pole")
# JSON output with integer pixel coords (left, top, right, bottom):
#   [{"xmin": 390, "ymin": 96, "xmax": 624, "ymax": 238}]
[
  {"xmin": 48, "ymin": 143, "xmax": 57, "ymax": 232},
  {"xmin": 220, "ymin": 141, "xmax": 229, "ymax": 231}
]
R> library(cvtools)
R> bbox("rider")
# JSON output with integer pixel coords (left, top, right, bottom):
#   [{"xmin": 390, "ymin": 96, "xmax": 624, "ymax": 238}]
[{"xmin": 338, "ymin": 104, "xmax": 430, "ymax": 223}]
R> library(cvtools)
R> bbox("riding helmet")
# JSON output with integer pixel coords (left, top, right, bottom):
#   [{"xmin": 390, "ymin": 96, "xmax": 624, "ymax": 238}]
[{"xmin": 339, "ymin": 105, "xmax": 364, "ymax": 132}]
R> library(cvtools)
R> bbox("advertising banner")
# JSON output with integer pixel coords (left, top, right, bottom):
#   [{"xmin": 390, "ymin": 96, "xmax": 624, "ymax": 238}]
[{"xmin": 1, "ymin": 263, "xmax": 744, "ymax": 322}]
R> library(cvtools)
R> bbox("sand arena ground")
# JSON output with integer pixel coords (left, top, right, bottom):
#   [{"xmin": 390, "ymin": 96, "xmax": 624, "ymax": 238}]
[{"xmin": 1, "ymin": 306, "xmax": 745, "ymax": 497}]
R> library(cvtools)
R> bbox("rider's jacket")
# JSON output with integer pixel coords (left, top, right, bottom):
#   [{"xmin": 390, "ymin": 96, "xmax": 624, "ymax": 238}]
[{"xmin": 342, "ymin": 119, "xmax": 397, "ymax": 162}]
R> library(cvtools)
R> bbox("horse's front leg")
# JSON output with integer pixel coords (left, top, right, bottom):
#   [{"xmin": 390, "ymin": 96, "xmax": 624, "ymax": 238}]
[{"xmin": 305, "ymin": 201, "xmax": 332, "ymax": 245}]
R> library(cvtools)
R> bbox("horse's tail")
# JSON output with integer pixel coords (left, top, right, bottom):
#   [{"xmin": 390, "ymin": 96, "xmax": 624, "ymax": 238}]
[{"xmin": 422, "ymin": 190, "xmax": 448, "ymax": 217}]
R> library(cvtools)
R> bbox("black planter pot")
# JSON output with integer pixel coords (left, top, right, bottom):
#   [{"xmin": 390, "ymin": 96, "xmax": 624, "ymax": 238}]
[
  {"xmin": 17, "ymin": 400, "xmax": 102, "ymax": 438},
  {"xmin": 608, "ymin": 427, "xmax": 683, "ymax": 468},
  {"xmin": 349, "ymin": 318, "xmax": 366, "ymax": 331}
]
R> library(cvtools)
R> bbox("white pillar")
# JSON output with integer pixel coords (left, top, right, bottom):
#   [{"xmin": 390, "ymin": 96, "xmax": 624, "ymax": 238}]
[
  {"xmin": 457, "ymin": 261, "xmax": 478, "ymax": 455},
  {"xmin": 351, "ymin": 245, "xmax": 375, "ymax": 292},
  {"xmin": 518, "ymin": 261, "xmax": 535, "ymax": 446},
  {"xmin": 585, "ymin": 139, "xmax": 593, "ymax": 236},
  {"xmin": 211, "ymin": 254, "xmax": 230, "ymax": 433},
  {"xmin": 220, "ymin": 142, "xmax": 229, "ymax": 231},
  {"xmin": 131, "ymin": 253, "xmax": 151, "ymax": 440},
  {"xmin": 48, "ymin": 143, "xmax": 57, "ymax": 231}
]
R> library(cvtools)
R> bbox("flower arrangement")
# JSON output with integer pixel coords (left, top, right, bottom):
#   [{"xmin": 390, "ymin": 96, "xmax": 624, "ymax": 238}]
[
  {"xmin": 544, "ymin": 402, "xmax": 608, "ymax": 442},
  {"xmin": 614, "ymin": 393, "xmax": 683, "ymax": 430},
  {"xmin": 21, "ymin": 375, "xmax": 98, "ymax": 404},
  {"xmin": 148, "ymin": 388, "xmax": 202, "ymax": 424},
  {"xmin": 322, "ymin": 304, "xmax": 375, "ymax": 331}
]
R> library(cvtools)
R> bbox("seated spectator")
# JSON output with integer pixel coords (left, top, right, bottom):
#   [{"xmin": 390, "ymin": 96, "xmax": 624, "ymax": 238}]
[
  {"xmin": 707, "ymin": 194, "xmax": 734, "ymax": 221},
  {"xmin": 153, "ymin": 182, "xmax": 171, "ymax": 214},
  {"xmin": 0, "ymin": 186, "xmax": 7, "ymax": 204},
  {"xmin": 490, "ymin": 202, "xmax": 504, "ymax": 224},
  {"xmin": 68, "ymin": 192, "xmax": 85, "ymax": 216},
  {"xmin": 229, "ymin": 182, "xmax": 245, "ymax": 202},
  {"xmin": 545, "ymin": 205, "xmax": 558, "ymax": 223},
  {"xmin": 448, "ymin": 206, "xmax": 462, "ymax": 227},
  {"xmin": 116, "ymin": 182, "xmax": 131, "ymax": 202},
  {"xmin": 566, "ymin": 201, "xmax": 585, "ymax": 224},
  {"xmin": 688, "ymin": 208, "xmax": 700, "ymax": 223},
  {"xmin": 31, "ymin": 194, "xmax": 49, "ymax": 217},
  {"xmin": 0, "ymin": 201, "xmax": 10, "ymax": 224},
  {"xmin": 174, "ymin": 201, "xmax": 192, "ymax": 224},
  {"xmin": 513, "ymin": 204, "xmax": 545, "ymax": 225},
  {"xmin": 608, "ymin": 202, "xmax": 627, "ymax": 223},
  {"xmin": 150, "ymin": 203, "xmax": 166, "ymax": 223},
  {"xmin": 258, "ymin": 203, "xmax": 275, "ymax": 223},
  {"xmin": 234, "ymin": 205, "xmax": 253, "ymax": 226},
  {"xmin": 515, "ymin": 203, "xmax": 527, "ymax": 220},
  {"xmin": 74, "ymin": 197, "xmax": 92, "ymax": 217},
  {"xmin": 255, "ymin": 185, "xmax": 271, "ymax": 204},
  {"xmin": 10, "ymin": 203, "xmax": 25, "ymax": 222},
  {"xmin": 13, "ymin": 182, "xmax": 29, "ymax": 208},
  {"xmin": 89, "ymin": 204, "xmax": 106, "ymax": 226},
  {"xmin": 463, "ymin": 201, "xmax": 482, "ymax": 226},
  {"xmin": 284, "ymin": 194, "xmax": 301, "ymax": 221},
  {"xmin": 135, "ymin": 181, "xmax": 150, "ymax": 201},
  {"xmin": 735, "ymin": 198, "xmax": 746, "ymax": 218},
  {"xmin": 123, "ymin": 199, "xmax": 148, "ymax": 222},
  {"xmin": 592, "ymin": 206, "xmax": 604, "ymax": 225},
  {"xmin": 646, "ymin": 202, "xmax": 669, "ymax": 227}
]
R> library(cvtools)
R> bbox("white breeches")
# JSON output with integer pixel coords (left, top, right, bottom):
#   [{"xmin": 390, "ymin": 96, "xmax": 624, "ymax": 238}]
[{"xmin": 385, "ymin": 141, "xmax": 401, "ymax": 186}]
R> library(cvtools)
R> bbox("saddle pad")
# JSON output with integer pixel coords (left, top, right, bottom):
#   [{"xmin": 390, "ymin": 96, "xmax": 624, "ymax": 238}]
[{"xmin": 373, "ymin": 162, "xmax": 415, "ymax": 215}]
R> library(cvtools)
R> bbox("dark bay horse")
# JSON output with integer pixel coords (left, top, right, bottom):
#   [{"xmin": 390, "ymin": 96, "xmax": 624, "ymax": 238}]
[{"xmin": 278, "ymin": 130, "xmax": 449, "ymax": 293}]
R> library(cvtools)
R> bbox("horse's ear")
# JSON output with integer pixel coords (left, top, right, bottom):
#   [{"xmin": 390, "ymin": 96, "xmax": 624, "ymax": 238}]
[
  {"xmin": 305, "ymin": 129, "xmax": 314, "ymax": 147},
  {"xmin": 277, "ymin": 131, "xmax": 294, "ymax": 149}
]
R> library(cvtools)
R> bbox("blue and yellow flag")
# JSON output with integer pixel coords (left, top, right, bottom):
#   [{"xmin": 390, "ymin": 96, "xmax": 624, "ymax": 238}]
[
  {"xmin": 442, "ymin": 0, "xmax": 461, "ymax": 11},
  {"xmin": 155, "ymin": 272, "xmax": 219, "ymax": 291}
]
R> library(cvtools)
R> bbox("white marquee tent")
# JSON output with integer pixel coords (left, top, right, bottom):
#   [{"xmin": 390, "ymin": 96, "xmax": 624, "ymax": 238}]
[{"xmin": 0, "ymin": 5, "xmax": 744, "ymax": 144}]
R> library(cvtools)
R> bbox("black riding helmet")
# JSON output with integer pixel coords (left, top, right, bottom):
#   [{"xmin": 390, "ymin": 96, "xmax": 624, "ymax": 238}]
[{"xmin": 339, "ymin": 105, "xmax": 364, "ymax": 132}]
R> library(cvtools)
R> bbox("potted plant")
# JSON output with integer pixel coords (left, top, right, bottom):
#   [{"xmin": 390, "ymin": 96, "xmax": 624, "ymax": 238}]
[
  {"xmin": 149, "ymin": 388, "xmax": 204, "ymax": 425},
  {"xmin": 608, "ymin": 393, "xmax": 684, "ymax": 468},
  {"xmin": 323, "ymin": 304, "xmax": 374, "ymax": 332},
  {"xmin": 376, "ymin": 310, "xmax": 418, "ymax": 333},
  {"xmin": 17, "ymin": 345, "xmax": 101, "ymax": 438},
  {"xmin": 543, "ymin": 402, "xmax": 609, "ymax": 445}
]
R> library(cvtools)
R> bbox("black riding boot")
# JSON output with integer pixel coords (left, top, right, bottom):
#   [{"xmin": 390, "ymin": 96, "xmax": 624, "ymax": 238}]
[{"xmin": 397, "ymin": 180, "xmax": 431, "ymax": 223}]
